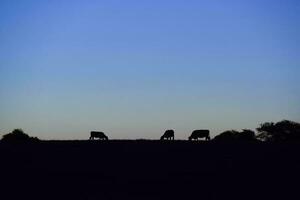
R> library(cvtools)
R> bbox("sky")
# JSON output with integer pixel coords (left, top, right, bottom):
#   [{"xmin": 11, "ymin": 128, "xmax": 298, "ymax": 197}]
[{"xmin": 0, "ymin": 0, "xmax": 299, "ymax": 140}]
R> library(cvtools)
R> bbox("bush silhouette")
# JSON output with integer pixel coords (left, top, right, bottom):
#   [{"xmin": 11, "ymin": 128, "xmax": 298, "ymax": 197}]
[
  {"xmin": 239, "ymin": 129, "xmax": 256, "ymax": 141},
  {"xmin": 1, "ymin": 129, "xmax": 39, "ymax": 143},
  {"xmin": 214, "ymin": 130, "xmax": 239, "ymax": 141},
  {"xmin": 214, "ymin": 129, "xmax": 256, "ymax": 142},
  {"xmin": 256, "ymin": 120, "xmax": 300, "ymax": 142}
]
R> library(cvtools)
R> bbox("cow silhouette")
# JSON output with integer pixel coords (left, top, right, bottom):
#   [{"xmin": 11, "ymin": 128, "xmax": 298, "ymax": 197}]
[
  {"xmin": 189, "ymin": 130, "xmax": 210, "ymax": 141},
  {"xmin": 90, "ymin": 131, "xmax": 108, "ymax": 140},
  {"xmin": 160, "ymin": 130, "xmax": 175, "ymax": 140}
]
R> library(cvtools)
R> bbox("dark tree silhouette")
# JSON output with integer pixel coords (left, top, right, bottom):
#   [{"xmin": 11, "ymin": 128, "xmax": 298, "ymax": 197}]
[
  {"xmin": 214, "ymin": 130, "xmax": 240, "ymax": 141},
  {"xmin": 214, "ymin": 129, "xmax": 257, "ymax": 142},
  {"xmin": 239, "ymin": 129, "xmax": 256, "ymax": 141},
  {"xmin": 1, "ymin": 129, "xmax": 39, "ymax": 143},
  {"xmin": 256, "ymin": 120, "xmax": 300, "ymax": 142}
]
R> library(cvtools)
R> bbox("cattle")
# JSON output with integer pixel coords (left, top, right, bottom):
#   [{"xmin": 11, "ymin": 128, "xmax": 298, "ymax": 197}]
[
  {"xmin": 189, "ymin": 130, "xmax": 210, "ymax": 141},
  {"xmin": 160, "ymin": 130, "xmax": 175, "ymax": 140},
  {"xmin": 90, "ymin": 131, "xmax": 108, "ymax": 140}
]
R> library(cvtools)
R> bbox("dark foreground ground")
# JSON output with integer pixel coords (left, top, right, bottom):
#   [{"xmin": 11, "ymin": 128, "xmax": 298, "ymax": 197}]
[{"xmin": 1, "ymin": 140, "xmax": 300, "ymax": 200}]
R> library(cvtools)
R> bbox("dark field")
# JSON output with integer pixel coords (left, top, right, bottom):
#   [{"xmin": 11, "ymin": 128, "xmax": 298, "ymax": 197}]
[{"xmin": 1, "ymin": 140, "xmax": 300, "ymax": 200}]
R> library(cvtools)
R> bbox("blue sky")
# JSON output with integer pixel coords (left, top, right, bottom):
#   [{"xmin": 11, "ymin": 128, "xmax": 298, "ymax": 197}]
[{"xmin": 0, "ymin": 0, "xmax": 299, "ymax": 139}]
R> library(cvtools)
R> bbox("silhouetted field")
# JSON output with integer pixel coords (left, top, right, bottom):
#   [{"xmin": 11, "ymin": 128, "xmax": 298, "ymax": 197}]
[{"xmin": 1, "ymin": 140, "xmax": 299, "ymax": 200}]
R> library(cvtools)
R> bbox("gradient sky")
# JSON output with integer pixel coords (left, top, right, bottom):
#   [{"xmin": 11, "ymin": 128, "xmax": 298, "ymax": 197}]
[{"xmin": 0, "ymin": 0, "xmax": 299, "ymax": 140}]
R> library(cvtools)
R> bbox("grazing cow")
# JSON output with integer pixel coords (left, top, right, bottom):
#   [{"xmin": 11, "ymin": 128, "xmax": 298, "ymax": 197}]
[
  {"xmin": 189, "ymin": 130, "xmax": 210, "ymax": 141},
  {"xmin": 90, "ymin": 131, "xmax": 108, "ymax": 140},
  {"xmin": 160, "ymin": 130, "xmax": 175, "ymax": 140}
]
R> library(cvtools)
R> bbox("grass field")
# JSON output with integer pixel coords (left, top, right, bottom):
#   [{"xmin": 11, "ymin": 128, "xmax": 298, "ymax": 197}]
[{"xmin": 1, "ymin": 140, "xmax": 299, "ymax": 199}]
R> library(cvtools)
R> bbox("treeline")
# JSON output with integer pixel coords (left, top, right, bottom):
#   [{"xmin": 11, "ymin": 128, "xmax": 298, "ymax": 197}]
[
  {"xmin": 1, "ymin": 120, "xmax": 300, "ymax": 143},
  {"xmin": 214, "ymin": 120, "xmax": 300, "ymax": 142},
  {"xmin": 1, "ymin": 129, "xmax": 39, "ymax": 143}
]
